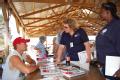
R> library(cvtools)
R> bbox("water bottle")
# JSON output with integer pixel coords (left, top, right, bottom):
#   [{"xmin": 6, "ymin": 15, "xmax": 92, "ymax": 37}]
[{"xmin": 66, "ymin": 53, "xmax": 70, "ymax": 66}]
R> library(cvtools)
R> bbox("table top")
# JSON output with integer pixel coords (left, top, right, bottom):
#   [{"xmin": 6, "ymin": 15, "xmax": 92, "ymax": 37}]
[{"xmin": 26, "ymin": 65, "xmax": 105, "ymax": 80}]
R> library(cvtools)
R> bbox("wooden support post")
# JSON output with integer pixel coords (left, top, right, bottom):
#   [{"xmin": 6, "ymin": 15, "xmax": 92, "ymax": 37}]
[{"xmin": 2, "ymin": 0, "xmax": 10, "ymax": 56}]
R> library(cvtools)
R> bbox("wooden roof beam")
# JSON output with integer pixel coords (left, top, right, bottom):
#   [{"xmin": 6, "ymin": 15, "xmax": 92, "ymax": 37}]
[
  {"xmin": 24, "ymin": 17, "xmax": 57, "ymax": 26},
  {"xmin": 24, "ymin": 8, "xmax": 76, "ymax": 26},
  {"xmin": 26, "ymin": 20, "xmax": 57, "ymax": 28},
  {"xmin": 20, "ymin": 2, "xmax": 92, "ymax": 18},
  {"xmin": 12, "ymin": 0, "xmax": 67, "ymax": 3},
  {"xmin": 26, "ymin": 26, "xmax": 55, "ymax": 34},
  {"xmin": 28, "ymin": 27, "xmax": 56, "ymax": 35},
  {"xmin": 0, "ymin": 0, "xmax": 4, "ymax": 6},
  {"xmin": 2, "ymin": 0, "xmax": 8, "ymax": 22},
  {"xmin": 8, "ymin": 0, "xmax": 25, "ymax": 28},
  {"xmin": 73, "ymin": 3, "xmax": 95, "ymax": 8},
  {"xmin": 20, "ymin": 4, "xmax": 67, "ymax": 18},
  {"xmin": 26, "ymin": 22, "xmax": 58, "ymax": 32},
  {"xmin": 12, "ymin": 0, "xmax": 79, "ymax": 4},
  {"xmin": 22, "ymin": 17, "xmax": 59, "ymax": 20}
]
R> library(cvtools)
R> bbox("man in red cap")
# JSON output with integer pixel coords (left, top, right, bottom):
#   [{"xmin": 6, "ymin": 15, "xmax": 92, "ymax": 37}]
[{"xmin": 2, "ymin": 37, "xmax": 38, "ymax": 80}]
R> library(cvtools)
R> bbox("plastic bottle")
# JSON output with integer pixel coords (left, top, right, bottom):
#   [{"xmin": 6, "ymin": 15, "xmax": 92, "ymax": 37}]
[{"xmin": 66, "ymin": 53, "xmax": 70, "ymax": 66}]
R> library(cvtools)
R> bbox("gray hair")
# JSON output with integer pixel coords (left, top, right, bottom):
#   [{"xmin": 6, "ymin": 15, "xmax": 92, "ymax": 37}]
[{"xmin": 39, "ymin": 36, "xmax": 46, "ymax": 43}]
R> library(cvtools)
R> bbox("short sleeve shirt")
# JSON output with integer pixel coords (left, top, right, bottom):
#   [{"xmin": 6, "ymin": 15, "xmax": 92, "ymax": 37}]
[
  {"xmin": 35, "ymin": 41, "xmax": 46, "ymax": 57},
  {"xmin": 60, "ymin": 28, "xmax": 89, "ymax": 61},
  {"xmin": 96, "ymin": 18, "xmax": 120, "ymax": 64}
]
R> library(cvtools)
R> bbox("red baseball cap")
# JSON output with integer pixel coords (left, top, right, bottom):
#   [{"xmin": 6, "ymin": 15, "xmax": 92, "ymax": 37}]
[{"xmin": 13, "ymin": 37, "xmax": 30, "ymax": 47}]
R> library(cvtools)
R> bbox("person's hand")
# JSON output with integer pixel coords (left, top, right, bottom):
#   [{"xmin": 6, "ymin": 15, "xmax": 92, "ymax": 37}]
[
  {"xmin": 113, "ymin": 69, "xmax": 120, "ymax": 78},
  {"xmin": 55, "ymin": 58, "xmax": 61, "ymax": 65}
]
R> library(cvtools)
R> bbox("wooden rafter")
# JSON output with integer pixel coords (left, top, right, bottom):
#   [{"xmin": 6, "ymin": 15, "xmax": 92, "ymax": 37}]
[
  {"xmin": 26, "ymin": 22, "xmax": 58, "ymax": 33},
  {"xmin": 49, "ymin": 4, "xmax": 57, "ymax": 15},
  {"xmin": 87, "ymin": 8, "xmax": 100, "ymax": 14},
  {"xmin": 2, "ymin": 1, "xmax": 8, "ymax": 21},
  {"xmin": 20, "ymin": 4, "xmax": 67, "ymax": 18},
  {"xmin": 26, "ymin": 20, "xmax": 57, "ymax": 27},
  {"xmin": 27, "ymin": 28, "xmax": 50, "ymax": 34},
  {"xmin": 12, "ymin": 0, "xmax": 67, "ymax": 3},
  {"xmin": 22, "ymin": 17, "xmax": 59, "ymax": 20},
  {"xmin": 24, "ymin": 8, "xmax": 76, "ymax": 26},
  {"xmin": 50, "ymin": 5, "xmax": 61, "ymax": 24},
  {"xmin": 59, "ymin": 5, "xmax": 72, "ymax": 18},
  {"xmin": 6, "ymin": 0, "xmax": 119, "ymax": 37},
  {"xmin": 12, "ymin": 0, "xmax": 80, "ymax": 4},
  {"xmin": 8, "ymin": 0, "xmax": 25, "ymax": 27},
  {"xmin": 0, "ymin": 0, "xmax": 4, "ymax": 6},
  {"xmin": 26, "ymin": 20, "xmax": 58, "ymax": 32},
  {"xmin": 25, "ymin": 20, "xmax": 60, "ymax": 32},
  {"xmin": 73, "ymin": 3, "xmax": 95, "ymax": 8},
  {"xmin": 29, "ymin": 27, "xmax": 56, "ymax": 35},
  {"xmin": 27, "ymin": 27, "xmax": 53, "ymax": 35}
]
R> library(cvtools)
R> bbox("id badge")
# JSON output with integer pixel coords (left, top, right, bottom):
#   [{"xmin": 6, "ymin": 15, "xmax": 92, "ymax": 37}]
[{"xmin": 70, "ymin": 42, "xmax": 73, "ymax": 48}]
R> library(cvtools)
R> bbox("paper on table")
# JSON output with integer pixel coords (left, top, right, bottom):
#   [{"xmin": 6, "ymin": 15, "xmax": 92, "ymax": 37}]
[
  {"xmin": 40, "ymin": 76, "xmax": 66, "ymax": 80},
  {"xmin": 105, "ymin": 56, "xmax": 120, "ymax": 76},
  {"xmin": 61, "ymin": 67, "xmax": 85, "ymax": 78},
  {"xmin": 78, "ymin": 51, "xmax": 90, "ymax": 71}
]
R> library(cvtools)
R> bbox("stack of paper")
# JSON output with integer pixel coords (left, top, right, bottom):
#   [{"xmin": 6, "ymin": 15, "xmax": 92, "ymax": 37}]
[
  {"xmin": 78, "ymin": 51, "xmax": 90, "ymax": 71},
  {"xmin": 61, "ymin": 66, "xmax": 85, "ymax": 78},
  {"xmin": 105, "ymin": 56, "xmax": 120, "ymax": 76},
  {"xmin": 40, "ymin": 64, "xmax": 61, "ymax": 75}
]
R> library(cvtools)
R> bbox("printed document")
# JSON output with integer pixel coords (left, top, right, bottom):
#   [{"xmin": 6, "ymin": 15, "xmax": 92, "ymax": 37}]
[
  {"xmin": 78, "ymin": 51, "xmax": 90, "ymax": 71},
  {"xmin": 105, "ymin": 56, "xmax": 120, "ymax": 76}
]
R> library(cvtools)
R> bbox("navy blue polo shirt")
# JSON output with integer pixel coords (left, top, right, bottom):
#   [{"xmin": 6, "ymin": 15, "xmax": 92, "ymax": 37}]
[
  {"xmin": 96, "ymin": 18, "xmax": 120, "ymax": 64},
  {"xmin": 60, "ymin": 28, "xmax": 89, "ymax": 61}
]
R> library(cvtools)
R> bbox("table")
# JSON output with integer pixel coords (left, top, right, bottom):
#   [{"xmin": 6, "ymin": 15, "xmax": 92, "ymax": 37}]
[{"xmin": 26, "ymin": 65, "xmax": 105, "ymax": 80}]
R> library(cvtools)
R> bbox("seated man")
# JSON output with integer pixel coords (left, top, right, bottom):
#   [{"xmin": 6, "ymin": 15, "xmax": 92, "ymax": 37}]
[{"xmin": 2, "ymin": 37, "xmax": 38, "ymax": 80}]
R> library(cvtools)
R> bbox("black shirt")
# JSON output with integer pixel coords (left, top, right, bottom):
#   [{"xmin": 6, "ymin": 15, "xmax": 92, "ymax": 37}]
[
  {"xmin": 96, "ymin": 18, "xmax": 120, "ymax": 64},
  {"xmin": 60, "ymin": 28, "xmax": 89, "ymax": 61}
]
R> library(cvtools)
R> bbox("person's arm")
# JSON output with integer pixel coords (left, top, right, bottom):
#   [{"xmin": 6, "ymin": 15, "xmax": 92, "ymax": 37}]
[
  {"xmin": 53, "ymin": 43, "xmax": 59, "ymax": 58},
  {"xmin": 25, "ymin": 55, "xmax": 36, "ymax": 64},
  {"xmin": 79, "ymin": 28, "xmax": 91, "ymax": 63},
  {"xmin": 84, "ymin": 41, "xmax": 91, "ymax": 63},
  {"xmin": 10, "ymin": 55, "xmax": 38, "ymax": 74},
  {"xmin": 55, "ymin": 44, "xmax": 65, "ymax": 64}
]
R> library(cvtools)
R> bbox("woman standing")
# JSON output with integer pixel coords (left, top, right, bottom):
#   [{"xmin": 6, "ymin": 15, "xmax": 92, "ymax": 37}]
[
  {"xmin": 96, "ymin": 2, "xmax": 120, "ymax": 80},
  {"xmin": 56, "ymin": 18, "xmax": 91, "ymax": 64}
]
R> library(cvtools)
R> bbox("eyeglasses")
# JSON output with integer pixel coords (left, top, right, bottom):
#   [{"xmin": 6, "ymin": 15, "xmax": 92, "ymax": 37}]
[{"xmin": 64, "ymin": 27, "xmax": 69, "ymax": 29}]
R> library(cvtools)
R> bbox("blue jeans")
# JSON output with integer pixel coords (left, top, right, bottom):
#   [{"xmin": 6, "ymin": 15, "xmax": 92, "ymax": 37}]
[{"xmin": 100, "ymin": 67, "xmax": 119, "ymax": 80}]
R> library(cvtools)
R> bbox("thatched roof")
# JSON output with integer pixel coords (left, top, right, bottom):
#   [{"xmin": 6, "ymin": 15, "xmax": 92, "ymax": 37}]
[{"xmin": 1, "ymin": 0, "xmax": 120, "ymax": 37}]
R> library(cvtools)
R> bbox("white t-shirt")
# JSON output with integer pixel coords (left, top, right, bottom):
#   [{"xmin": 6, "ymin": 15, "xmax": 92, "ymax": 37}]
[{"xmin": 2, "ymin": 50, "xmax": 25, "ymax": 80}]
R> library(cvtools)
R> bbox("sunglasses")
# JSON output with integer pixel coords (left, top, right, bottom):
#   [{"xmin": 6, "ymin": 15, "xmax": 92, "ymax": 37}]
[{"xmin": 64, "ymin": 27, "xmax": 69, "ymax": 29}]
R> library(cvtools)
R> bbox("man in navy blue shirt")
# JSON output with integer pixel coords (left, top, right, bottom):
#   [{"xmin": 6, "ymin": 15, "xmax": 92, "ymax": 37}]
[
  {"xmin": 96, "ymin": 2, "xmax": 120, "ymax": 80},
  {"xmin": 56, "ymin": 18, "xmax": 91, "ymax": 64}
]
